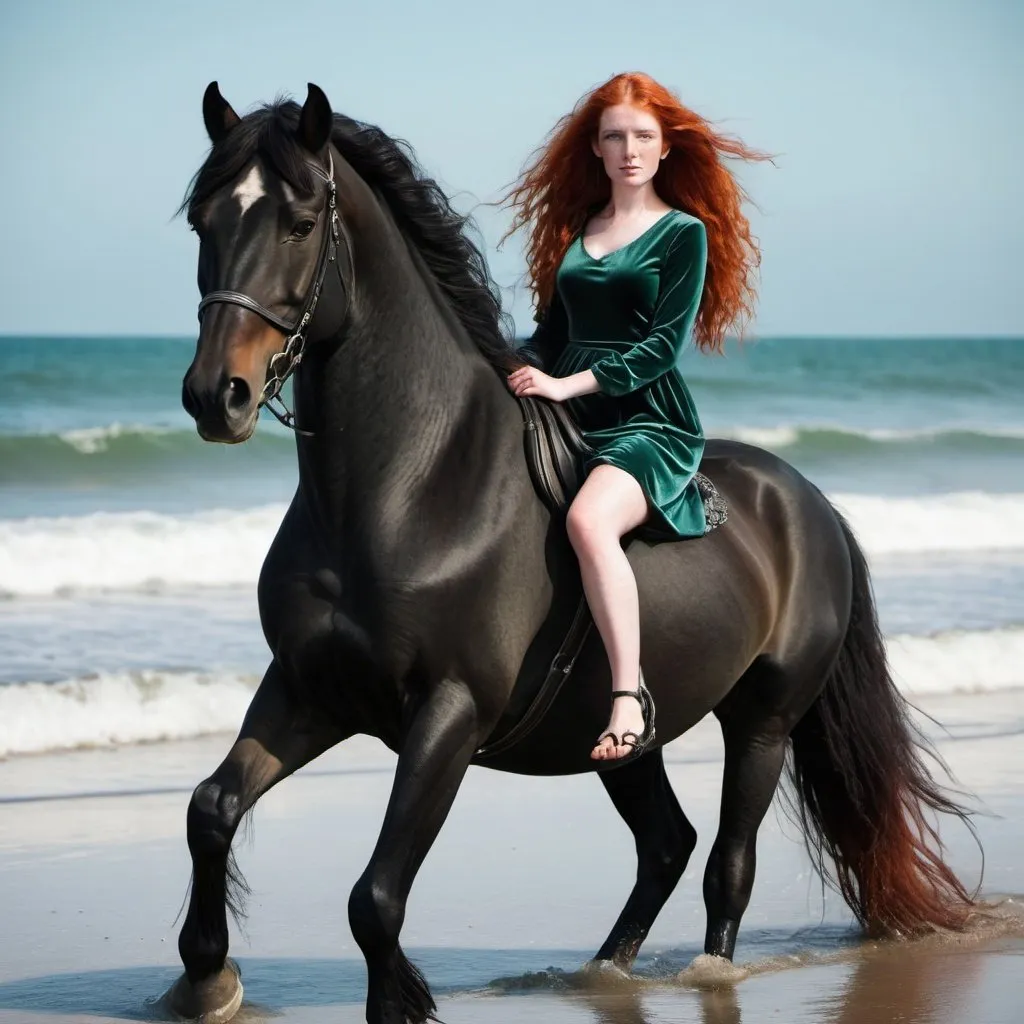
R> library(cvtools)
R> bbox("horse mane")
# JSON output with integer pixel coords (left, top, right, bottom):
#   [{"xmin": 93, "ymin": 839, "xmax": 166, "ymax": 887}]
[{"xmin": 182, "ymin": 98, "xmax": 518, "ymax": 372}]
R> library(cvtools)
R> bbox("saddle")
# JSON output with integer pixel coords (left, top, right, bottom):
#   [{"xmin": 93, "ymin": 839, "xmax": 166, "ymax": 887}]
[
  {"xmin": 473, "ymin": 397, "xmax": 728, "ymax": 761},
  {"xmin": 517, "ymin": 395, "xmax": 728, "ymax": 525},
  {"xmin": 519, "ymin": 394, "xmax": 594, "ymax": 514}
]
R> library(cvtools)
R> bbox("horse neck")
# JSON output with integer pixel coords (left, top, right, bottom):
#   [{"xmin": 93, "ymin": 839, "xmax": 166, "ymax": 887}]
[{"xmin": 291, "ymin": 191, "xmax": 521, "ymax": 556}]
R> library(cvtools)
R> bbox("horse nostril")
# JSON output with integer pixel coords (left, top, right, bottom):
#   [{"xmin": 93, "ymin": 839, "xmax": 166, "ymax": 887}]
[
  {"xmin": 225, "ymin": 377, "xmax": 252, "ymax": 414},
  {"xmin": 182, "ymin": 380, "xmax": 201, "ymax": 420}
]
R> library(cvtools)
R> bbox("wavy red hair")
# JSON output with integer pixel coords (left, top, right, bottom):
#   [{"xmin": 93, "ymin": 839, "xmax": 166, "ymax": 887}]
[{"xmin": 500, "ymin": 72, "xmax": 772, "ymax": 352}]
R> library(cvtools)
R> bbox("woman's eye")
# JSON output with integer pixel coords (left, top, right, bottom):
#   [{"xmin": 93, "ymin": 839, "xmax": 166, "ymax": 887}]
[{"xmin": 292, "ymin": 219, "xmax": 316, "ymax": 239}]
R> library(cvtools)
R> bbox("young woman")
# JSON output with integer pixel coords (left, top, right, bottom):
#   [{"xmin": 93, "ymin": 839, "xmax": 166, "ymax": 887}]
[{"xmin": 502, "ymin": 72, "xmax": 767, "ymax": 762}]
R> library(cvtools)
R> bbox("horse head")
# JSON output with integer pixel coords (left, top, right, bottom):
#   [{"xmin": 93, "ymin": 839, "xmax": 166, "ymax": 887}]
[{"xmin": 181, "ymin": 81, "xmax": 347, "ymax": 442}]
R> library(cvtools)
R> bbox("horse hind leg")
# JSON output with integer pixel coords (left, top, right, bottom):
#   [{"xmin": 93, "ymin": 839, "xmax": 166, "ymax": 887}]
[
  {"xmin": 701, "ymin": 710, "xmax": 790, "ymax": 961},
  {"xmin": 592, "ymin": 748, "xmax": 698, "ymax": 970},
  {"xmin": 168, "ymin": 664, "xmax": 347, "ymax": 1021}
]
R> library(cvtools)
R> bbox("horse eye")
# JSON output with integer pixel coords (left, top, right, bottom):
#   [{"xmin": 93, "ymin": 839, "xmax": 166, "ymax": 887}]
[{"xmin": 292, "ymin": 219, "xmax": 316, "ymax": 239}]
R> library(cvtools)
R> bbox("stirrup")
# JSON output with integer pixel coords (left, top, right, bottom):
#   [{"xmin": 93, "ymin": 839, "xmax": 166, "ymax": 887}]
[{"xmin": 595, "ymin": 672, "xmax": 657, "ymax": 765}]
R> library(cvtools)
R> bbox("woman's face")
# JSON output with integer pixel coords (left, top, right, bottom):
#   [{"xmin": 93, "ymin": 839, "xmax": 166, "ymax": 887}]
[{"xmin": 592, "ymin": 103, "xmax": 669, "ymax": 190}]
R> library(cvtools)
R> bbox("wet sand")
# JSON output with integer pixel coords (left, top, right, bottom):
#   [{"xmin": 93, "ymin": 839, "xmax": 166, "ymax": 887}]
[{"xmin": 1, "ymin": 690, "xmax": 1022, "ymax": 1023}]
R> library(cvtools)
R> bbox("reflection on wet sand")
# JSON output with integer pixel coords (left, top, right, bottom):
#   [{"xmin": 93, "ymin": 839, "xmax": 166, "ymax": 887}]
[
  {"xmin": 567, "ymin": 977, "xmax": 742, "ymax": 1024},
  {"xmin": 698, "ymin": 987, "xmax": 741, "ymax": 1024},
  {"xmin": 577, "ymin": 989, "xmax": 649, "ymax": 1024},
  {"xmin": 0, "ymin": 929, "xmax": 1019, "ymax": 1024},
  {"xmin": 823, "ymin": 939, "xmax": 983, "ymax": 1024},
  {"xmin": 561, "ymin": 905, "xmax": 1023, "ymax": 1024},
  {"xmin": 573, "ymin": 981, "xmax": 740, "ymax": 1024}
]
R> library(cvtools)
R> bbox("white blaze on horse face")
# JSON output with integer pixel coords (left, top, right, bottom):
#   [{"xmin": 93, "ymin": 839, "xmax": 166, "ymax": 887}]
[{"xmin": 232, "ymin": 165, "xmax": 265, "ymax": 215}]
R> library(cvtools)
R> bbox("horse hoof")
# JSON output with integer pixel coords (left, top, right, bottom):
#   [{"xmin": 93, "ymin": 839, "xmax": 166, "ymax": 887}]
[
  {"xmin": 581, "ymin": 958, "xmax": 633, "ymax": 989},
  {"xmin": 164, "ymin": 959, "xmax": 243, "ymax": 1023},
  {"xmin": 676, "ymin": 952, "xmax": 746, "ymax": 989}
]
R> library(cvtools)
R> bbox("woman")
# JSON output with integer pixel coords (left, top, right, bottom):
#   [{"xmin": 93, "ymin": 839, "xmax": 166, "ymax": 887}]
[{"xmin": 501, "ymin": 72, "xmax": 767, "ymax": 762}]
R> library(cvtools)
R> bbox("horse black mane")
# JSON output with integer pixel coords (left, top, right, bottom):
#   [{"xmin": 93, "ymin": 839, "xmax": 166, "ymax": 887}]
[{"xmin": 182, "ymin": 99, "xmax": 518, "ymax": 372}]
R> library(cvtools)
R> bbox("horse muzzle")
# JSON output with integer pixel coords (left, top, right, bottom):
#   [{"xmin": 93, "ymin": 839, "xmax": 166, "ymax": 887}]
[
  {"xmin": 181, "ymin": 369, "xmax": 260, "ymax": 443},
  {"xmin": 182, "ymin": 303, "xmax": 288, "ymax": 442}
]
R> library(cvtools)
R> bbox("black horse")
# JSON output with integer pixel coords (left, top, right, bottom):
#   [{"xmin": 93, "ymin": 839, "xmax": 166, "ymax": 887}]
[{"xmin": 170, "ymin": 82, "xmax": 975, "ymax": 1024}]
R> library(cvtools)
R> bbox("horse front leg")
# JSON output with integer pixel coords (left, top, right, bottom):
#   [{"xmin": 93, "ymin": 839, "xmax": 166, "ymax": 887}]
[
  {"xmin": 349, "ymin": 678, "xmax": 485, "ymax": 1024},
  {"xmin": 168, "ymin": 663, "xmax": 349, "ymax": 1021}
]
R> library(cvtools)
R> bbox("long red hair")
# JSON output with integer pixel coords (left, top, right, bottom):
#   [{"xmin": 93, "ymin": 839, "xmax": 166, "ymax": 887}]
[{"xmin": 500, "ymin": 72, "xmax": 772, "ymax": 352}]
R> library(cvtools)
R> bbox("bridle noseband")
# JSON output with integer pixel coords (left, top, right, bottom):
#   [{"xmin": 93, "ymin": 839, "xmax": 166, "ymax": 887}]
[{"xmin": 196, "ymin": 152, "xmax": 351, "ymax": 432}]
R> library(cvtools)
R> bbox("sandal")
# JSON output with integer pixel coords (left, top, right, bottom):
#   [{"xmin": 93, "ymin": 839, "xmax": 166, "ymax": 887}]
[{"xmin": 593, "ymin": 671, "xmax": 657, "ymax": 765}]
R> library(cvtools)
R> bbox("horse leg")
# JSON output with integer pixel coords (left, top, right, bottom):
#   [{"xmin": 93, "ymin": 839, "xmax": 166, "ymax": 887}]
[
  {"xmin": 702, "ymin": 721, "xmax": 788, "ymax": 961},
  {"xmin": 348, "ymin": 678, "xmax": 484, "ymax": 1024},
  {"xmin": 169, "ymin": 663, "xmax": 348, "ymax": 1021},
  {"xmin": 592, "ymin": 749, "xmax": 697, "ymax": 969}
]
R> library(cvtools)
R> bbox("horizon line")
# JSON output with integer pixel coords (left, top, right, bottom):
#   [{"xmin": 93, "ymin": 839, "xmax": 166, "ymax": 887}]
[{"xmin": 1, "ymin": 332, "xmax": 1023, "ymax": 343}]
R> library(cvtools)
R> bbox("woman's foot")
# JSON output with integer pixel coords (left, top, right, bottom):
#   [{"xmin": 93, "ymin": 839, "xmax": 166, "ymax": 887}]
[{"xmin": 590, "ymin": 680, "xmax": 654, "ymax": 761}]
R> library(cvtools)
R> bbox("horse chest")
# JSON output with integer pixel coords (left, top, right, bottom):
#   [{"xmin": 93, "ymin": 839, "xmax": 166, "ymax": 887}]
[{"xmin": 262, "ymin": 560, "xmax": 438, "ymax": 681}]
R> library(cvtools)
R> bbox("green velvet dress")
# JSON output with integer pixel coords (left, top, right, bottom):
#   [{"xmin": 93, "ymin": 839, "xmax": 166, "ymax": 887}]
[{"xmin": 521, "ymin": 209, "xmax": 708, "ymax": 540}]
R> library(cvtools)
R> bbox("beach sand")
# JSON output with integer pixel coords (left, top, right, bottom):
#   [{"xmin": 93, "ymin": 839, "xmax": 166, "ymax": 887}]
[{"xmin": 1, "ymin": 690, "xmax": 1022, "ymax": 1023}]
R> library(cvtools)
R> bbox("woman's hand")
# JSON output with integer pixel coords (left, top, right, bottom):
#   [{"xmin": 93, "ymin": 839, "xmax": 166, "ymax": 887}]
[{"xmin": 506, "ymin": 365, "xmax": 567, "ymax": 402}]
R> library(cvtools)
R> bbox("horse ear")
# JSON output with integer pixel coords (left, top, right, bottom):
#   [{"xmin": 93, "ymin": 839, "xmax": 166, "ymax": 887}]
[
  {"xmin": 203, "ymin": 81, "xmax": 240, "ymax": 145},
  {"xmin": 298, "ymin": 83, "xmax": 333, "ymax": 154}
]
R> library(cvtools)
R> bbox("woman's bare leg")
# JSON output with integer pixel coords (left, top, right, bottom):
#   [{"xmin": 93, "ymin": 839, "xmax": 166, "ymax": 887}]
[{"xmin": 566, "ymin": 463, "xmax": 651, "ymax": 760}]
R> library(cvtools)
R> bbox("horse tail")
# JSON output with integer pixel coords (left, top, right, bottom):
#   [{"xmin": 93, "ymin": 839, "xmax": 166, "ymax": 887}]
[{"xmin": 785, "ymin": 505, "xmax": 977, "ymax": 935}]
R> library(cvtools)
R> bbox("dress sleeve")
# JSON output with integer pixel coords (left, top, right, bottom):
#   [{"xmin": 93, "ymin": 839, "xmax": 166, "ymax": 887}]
[
  {"xmin": 589, "ymin": 220, "xmax": 707, "ymax": 396},
  {"xmin": 516, "ymin": 288, "xmax": 569, "ymax": 372}
]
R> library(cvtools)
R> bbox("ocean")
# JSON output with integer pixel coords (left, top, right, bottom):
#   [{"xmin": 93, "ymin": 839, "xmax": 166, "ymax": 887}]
[{"xmin": 1, "ymin": 335, "xmax": 1023, "ymax": 759}]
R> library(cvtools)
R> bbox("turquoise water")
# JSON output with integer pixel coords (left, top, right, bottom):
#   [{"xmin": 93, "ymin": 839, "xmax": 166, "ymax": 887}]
[
  {"xmin": 1, "ymin": 335, "xmax": 1022, "ymax": 755},
  {"xmin": 2, "ymin": 335, "xmax": 1023, "ymax": 518}
]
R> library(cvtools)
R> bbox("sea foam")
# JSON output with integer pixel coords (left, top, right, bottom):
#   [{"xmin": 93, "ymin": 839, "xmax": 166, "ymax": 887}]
[
  {"xmin": 2, "ymin": 492, "xmax": 1024, "ymax": 597},
  {"xmin": 721, "ymin": 424, "xmax": 1024, "ymax": 449},
  {"xmin": 0, "ymin": 505, "xmax": 286, "ymax": 596},
  {"xmin": 1, "ymin": 628, "xmax": 1020, "ymax": 758},
  {"xmin": 58, "ymin": 423, "xmax": 176, "ymax": 454},
  {"xmin": 0, "ymin": 669, "xmax": 259, "ymax": 758},
  {"xmin": 829, "ymin": 491, "xmax": 1024, "ymax": 555},
  {"xmin": 887, "ymin": 626, "xmax": 1024, "ymax": 696}
]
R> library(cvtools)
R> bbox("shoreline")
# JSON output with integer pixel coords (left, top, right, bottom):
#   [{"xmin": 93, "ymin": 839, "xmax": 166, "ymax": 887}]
[{"xmin": 1, "ymin": 691, "xmax": 1021, "ymax": 1022}]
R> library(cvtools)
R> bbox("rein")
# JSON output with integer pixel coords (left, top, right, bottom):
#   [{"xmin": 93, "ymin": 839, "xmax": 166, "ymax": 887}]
[{"xmin": 196, "ymin": 152, "xmax": 351, "ymax": 432}]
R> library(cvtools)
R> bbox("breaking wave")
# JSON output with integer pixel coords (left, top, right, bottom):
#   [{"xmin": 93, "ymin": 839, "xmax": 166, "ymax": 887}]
[
  {"xmin": 0, "ymin": 669, "xmax": 259, "ymax": 758},
  {"xmin": 3, "ymin": 491, "xmax": 1024, "ymax": 598},
  {"xmin": 1, "ymin": 627, "xmax": 1020, "ymax": 757}
]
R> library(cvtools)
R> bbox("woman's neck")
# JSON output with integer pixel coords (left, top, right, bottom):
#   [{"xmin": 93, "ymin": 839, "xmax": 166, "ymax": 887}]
[{"xmin": 601, "ymin": 182, "xmax": 668, "ymax": 220}]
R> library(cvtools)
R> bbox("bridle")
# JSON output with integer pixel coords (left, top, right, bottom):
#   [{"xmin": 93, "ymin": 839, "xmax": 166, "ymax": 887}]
[{"xmin": 196, "ymin": 152, "xmax": 351, "ymax": 432}]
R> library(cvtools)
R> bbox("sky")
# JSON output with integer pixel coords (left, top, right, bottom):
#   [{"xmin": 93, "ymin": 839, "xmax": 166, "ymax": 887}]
[{"xmin": 0, "ymin": 0, "xmax": 1021, "ymax": 337}]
